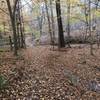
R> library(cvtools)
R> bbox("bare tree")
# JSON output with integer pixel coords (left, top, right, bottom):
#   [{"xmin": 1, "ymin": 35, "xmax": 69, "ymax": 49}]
[
  {"xmin": 44, "ymin": 0, "xmax": 53, "ymax": 44},
  {"xmin": 37, "ymin": 16, "xmax": 43, "ymax": 37},
  {"xmin": 88, "ymin": 0, "xmax": 93, "ymax": 55},
  {"xmin": 18, "ymin": 0, "xmax": 25, "ymax": 48},
  {"xmin": 6, "ymin": 0, "xmax": 18, "ymax": 55},
  {"xmin": 67, "ymin": 0, "xmax": 71, "ymax": 48},
  {"xmin": 84, "ymin": 0, "xmax": 89, "ymax": 40},
  {"xmin": 56, "ymin": 0, "xmax": 65, "ymax": 48},
  {"xmin": 49, "ymin": 0, "xmax": 55, "ymax": 49}
]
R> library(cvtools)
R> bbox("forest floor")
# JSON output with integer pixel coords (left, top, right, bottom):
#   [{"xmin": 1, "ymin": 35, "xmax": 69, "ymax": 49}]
[{"xmin": 0, "ymin": 45, "xmax": 100, "ymax": 100}]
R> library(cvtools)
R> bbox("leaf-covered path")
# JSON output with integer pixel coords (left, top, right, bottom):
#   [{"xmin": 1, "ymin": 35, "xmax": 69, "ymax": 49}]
[{"xmin": 0, "ymin": 46, "xmax": 100, "ymax": 99}]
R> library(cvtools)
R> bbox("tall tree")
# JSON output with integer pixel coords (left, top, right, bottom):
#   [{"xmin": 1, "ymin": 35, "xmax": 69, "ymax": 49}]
[
  {"xmin": 18, "ymin": 0, "xmax": 25, "ymax": 48},
  {"xmin": 37, "ymin": 16, "xmax": 43, "ymax": 37},
  {"xmin": 44, "ymin": 0, "xmax": 53, "ymax": 44},
  {"xmin": 88, "ymin": 0, "xmax": 93, "ymax": 55},
  {"xmin": 6, "ymin": 0, "xmax": 18, "ymax": 55},
  {"xmin": 16, "ymin": 1, "xmax": 21, "ymax": 48},
  {"xmin": 67, "ymin": 0, "xmax": 71, "ymax": 47},
  {"xmin": 84, "ymin": 0, "xmax": 89, "ymax": 40},
  {"xmin": 49, "ymin": 0, "xmax": 55, "ymax": 48},
  {"xmin": 56, "ymin": 0, "xmax": 65, "ymax": 48}
]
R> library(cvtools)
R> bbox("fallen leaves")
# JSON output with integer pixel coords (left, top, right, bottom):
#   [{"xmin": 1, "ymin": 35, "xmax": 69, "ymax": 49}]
[{"xmin": 0, "ymin": 45, "xmax": 100, "ymax": 99}]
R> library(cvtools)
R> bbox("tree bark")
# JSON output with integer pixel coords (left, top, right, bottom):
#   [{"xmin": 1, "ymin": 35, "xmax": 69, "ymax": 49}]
[
  {"xmin": 44, "ymin": 0, "xmax": 53, "ymax": 44},
  {"xmin": 6, "ymin": 0, "xmax": 18, "ymax": 55},
  {"xmin": 56, "ymin": 0, "xmax": 65, "ymax": 48},
  {"xmin": 67, "ymin": 0, "xmax": 71, "ymax": 47},
  {"xmin": 50, "ymin": 0, "xmax": 55, "ymax": 49},
  {"xmin": 88, "ymin": 0, "xmax": 93, "ymax": 55}
]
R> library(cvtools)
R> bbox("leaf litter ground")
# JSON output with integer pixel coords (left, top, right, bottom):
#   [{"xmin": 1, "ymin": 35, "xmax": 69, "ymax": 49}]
[{"xmin": 0, "ymin": 45, "xmax": 100, "ymax": 100}]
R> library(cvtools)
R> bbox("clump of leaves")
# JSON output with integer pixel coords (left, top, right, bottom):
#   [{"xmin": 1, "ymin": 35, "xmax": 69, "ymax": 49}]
[{"xmin": 0, "ymin": 75, "xmax": 7, "ymax": 90}]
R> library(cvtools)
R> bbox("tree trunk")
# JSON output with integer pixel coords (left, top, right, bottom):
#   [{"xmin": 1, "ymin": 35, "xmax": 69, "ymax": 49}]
[
  {"xmin": 67, "ymin": 0, "xmax": 71, "ymax": 48},
  {"xmin": 16, "ymin": 2, "xmax": 20, "ymax": 48},
  {"xmin": 37, "ymin": 16, "xmax": 43, "ymax": 37},
  {"xmin": 44, "ymin": 0, "xmax": 53, "ymax": 44},
  {"xmin": 88, "ymin": 0, "xmax": 93, "ymax": 55},
  {"xmin": 56, "ymin": 0, "xmax": 65, "ymax": 48},
  {"xmin": 19, "ymin": 1, "xmax": 25, "ymax": 48},
  {"xmin": 50, "ymin": 0, "xmax": 55, "ymax": 49},
  {"xmin": 6, "ymin": 0, "xmax": 18, "ymax": 55},
  {"xmin": 84, "ymin": 0, "xmax": 89, "ymax": 40}
]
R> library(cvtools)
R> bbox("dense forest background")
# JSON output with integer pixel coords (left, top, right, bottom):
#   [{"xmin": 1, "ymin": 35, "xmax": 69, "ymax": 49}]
[{"xmin": 0, "ymin": 0, "xmax": 100, "ymax": 99}]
